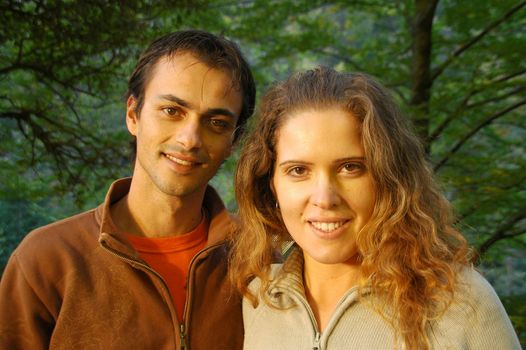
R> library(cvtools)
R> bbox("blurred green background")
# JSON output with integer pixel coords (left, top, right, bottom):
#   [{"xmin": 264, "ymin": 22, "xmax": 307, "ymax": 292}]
[{"xmin": 1, "ymin": 0, "xmax": 525, "ymax": 345}]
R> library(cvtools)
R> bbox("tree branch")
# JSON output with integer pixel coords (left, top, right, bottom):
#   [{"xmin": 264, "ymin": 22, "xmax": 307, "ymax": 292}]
[
  {"xmin": 2, "ymin": 107, "xmax": 122, "ymax": 189},
  {"xmin": 433, "ymin": 97, "xmax": 526, "ymax": 171},
  {"xmin": 430, "ymin": 69, "xmax": 526, "ymax": 142},
  {"xmin": 431, "ymin": 0, "xmax": 526, "ymax": 82},
  {"xmin": 429, "ymin": 92, "xmax": 472, "ymax": 143},
  {"xmin": 492, "ymin": 68, "xmax": 526, "ymax": 84},
  {"xmin": 477, "ymin": 208, "xmax": 526, "ymax": 255},
  {"xmin": 466, "ymin": 85, "xmax": 525, "ymax": 109},
  {"xmin": 310, "ymin": 48, "xmax": 364, "ymax": 71},
  {"xmin": 0, "ymin": 63, "xmax": 98, "ymax": 96}
]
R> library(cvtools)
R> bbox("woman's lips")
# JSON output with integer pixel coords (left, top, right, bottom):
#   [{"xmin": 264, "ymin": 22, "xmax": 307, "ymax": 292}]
[{"xmin": 307, "ymin": 219, "xmax": 351, "ymax": 239}]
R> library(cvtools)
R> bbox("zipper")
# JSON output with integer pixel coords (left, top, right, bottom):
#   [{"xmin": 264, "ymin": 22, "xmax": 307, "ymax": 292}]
[
  {"xmin": 285, "ymin": 287, "xmax": 323, "ymax": 350},
  {"xmin": 313, "ymin": 331, "xmax": 321, "ymax": 350},
  {"xmin": 100, "ymin": 240, "xmax": 181, "ymax": 343},
  {"xmin": 181, "ymin": 242, "xmax": 223, "ymax": 317},
  {"xmin": 180, "ymin": 324, "xmax": 186, "ymax": 350},
  {"xmin": 102, "ymin": 236, "xmax": 225, "ymax": 350},
  {"xmin": 298, "ymin": 285, "xmax": 361, "ymax": 350},
  {"xmin": 101, "ymin": 240, "xmax": 174, "ymax": 285},
  {"xmin": 100, "ymin": 240, "xmax": 162, "ymax": 277},
  {"xmin": 181, "ymin": 241, "xmax": 225, "ymax": 349}
]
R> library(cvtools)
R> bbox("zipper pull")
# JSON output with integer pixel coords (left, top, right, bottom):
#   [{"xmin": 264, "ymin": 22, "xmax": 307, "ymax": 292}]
[
  {"xmin": 180, "ymin": 324, "xmax": 186, "ymax": 350},
  {"xmin": 313, "ymin": 331, "xmax": 321, "ymax": 350}
]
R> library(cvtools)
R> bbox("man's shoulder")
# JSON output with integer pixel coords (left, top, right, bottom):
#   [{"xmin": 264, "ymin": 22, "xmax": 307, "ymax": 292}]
[
  {"xmin": 29, "ymin": 207, "xmax": 99, "ymax": 238},
  {"xmin": 14, "ymin": 206, "xmax": 101, "ymax": 261}
]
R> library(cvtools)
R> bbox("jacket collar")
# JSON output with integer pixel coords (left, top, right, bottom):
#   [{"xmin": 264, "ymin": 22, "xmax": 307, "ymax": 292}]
[{"xmin": 96, "ymin": 177, "xmax": 235, "ymax": 258}]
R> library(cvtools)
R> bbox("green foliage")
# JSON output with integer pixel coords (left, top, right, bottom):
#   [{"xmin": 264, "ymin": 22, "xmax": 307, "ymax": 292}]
[
  {"xmin": 1, "ymin": 2, "xmax": 525, "ymax": 342},
  {"xmin": 502, "ymin": 295, "xmax": 526, "ymax": 348},
  {"xmin": 220, "ymin": 0, "xmax": 526, "ymax": 270},
  {"xmin": 0, "ymin": 173, "xmax": 70, "ymax": 271},
  {"xmin": 0, "ymin": 0, "xmax": 212, "ymax": 204},
  {"xmin": 0, "ymin": 0, "xmax": 217, "ymax": 270},
  {"xmin": 211, "ymin": 155, "xmax": 239, "ymax": 211}
]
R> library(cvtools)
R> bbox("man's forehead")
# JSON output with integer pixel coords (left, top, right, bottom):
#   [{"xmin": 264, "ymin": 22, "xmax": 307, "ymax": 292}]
[
  {"xmin": 146, "ymin": 53, "xmax": 237, "ymax": 93},
  {"xmin": 145, "ymin": 54, "xmax": 242, "ymax": 117}
]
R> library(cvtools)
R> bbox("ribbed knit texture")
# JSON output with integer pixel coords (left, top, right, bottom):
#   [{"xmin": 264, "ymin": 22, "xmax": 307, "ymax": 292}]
[{"xmin": 243, "ymin": 249, "xmax": 521, "ymax": 349}]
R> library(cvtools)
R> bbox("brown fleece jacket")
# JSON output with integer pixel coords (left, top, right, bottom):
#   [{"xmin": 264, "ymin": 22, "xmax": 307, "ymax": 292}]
[{"xmin": 0, "ymin": 178, "xmax": 243, "ymax": 350}]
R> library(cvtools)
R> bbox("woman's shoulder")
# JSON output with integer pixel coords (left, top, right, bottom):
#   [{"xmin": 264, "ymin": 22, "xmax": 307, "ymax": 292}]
[
  {"xmin": 438, "ymin": 266, "xmax": 521, "ymax": 348},
  {"xmin": 243, "ymin": 263, "xmax": 288, "ymax": 328},
  {"xmin": 451, "ymin": 266, "xmax": 510, "ymax": 320},
  {"xmin": 455, "ymin": 266, "xmax": 501, "ymax": 304}
]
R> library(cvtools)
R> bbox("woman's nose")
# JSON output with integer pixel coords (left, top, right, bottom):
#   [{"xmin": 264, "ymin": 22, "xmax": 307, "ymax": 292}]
[{"xmin": 309, "ymin": 176, "xmax": 341, "ymax": 209}]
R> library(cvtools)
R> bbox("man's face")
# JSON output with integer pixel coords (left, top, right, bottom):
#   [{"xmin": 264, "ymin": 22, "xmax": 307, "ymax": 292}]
[{"xmin": 126, "ymin": 52, "xmax": 242, "ymax": 199}]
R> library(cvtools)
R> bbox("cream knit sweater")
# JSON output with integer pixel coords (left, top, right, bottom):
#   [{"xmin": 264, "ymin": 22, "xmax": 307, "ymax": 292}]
[{"xmin": 243, "ymin": 249, "xmax": 521, "ymax": 349}]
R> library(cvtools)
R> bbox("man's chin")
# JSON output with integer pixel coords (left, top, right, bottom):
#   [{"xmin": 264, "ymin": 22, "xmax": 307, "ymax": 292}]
[{"xmin": 155, "ymin": 179, "xmax": 208, "ymax": 199}]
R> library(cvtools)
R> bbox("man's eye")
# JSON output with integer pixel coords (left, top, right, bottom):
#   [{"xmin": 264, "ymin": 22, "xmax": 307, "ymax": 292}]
[
  {"xmin": 162, "ymin": 107, "xmax": 181, "ymax": 117},
  {"xmin": 209, "ymin": 118, "xmax": 234, "ymax": 132},
  {"xmin": 211, "ymin": 119, "xmax": 228, "ymax": 128}
]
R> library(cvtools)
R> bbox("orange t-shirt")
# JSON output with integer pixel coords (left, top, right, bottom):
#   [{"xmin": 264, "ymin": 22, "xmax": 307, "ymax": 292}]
[{"xmin": 126, "ymin": 215, "xmax": 208, "ymax": 321}]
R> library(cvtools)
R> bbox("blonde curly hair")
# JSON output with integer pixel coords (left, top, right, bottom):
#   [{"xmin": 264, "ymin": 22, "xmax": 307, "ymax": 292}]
[{"xmin": 229, "ymin": 66, "xmax": 472, "ymax": 350}]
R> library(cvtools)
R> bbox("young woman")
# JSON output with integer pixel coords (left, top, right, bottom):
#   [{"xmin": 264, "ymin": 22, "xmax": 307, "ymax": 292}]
[{"xmin": 230, "ymin": 67, "xmax": 520, "ymax": 349}]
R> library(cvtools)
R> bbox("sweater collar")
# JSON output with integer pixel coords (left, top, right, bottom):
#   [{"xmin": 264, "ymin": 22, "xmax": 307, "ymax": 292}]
[
  {"xmin": 269, "ymin": 246, "xmax": 307, "ymax": 298},
  {"xmin": 96, "ymin": 177, "xmax": 234, "ymax": 257},
  {"xmin": 269, "ymin": 245, "xmax": 371, "ymax": 300}
]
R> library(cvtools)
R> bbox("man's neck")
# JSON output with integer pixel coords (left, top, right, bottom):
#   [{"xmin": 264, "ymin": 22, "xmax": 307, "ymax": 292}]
[{"xmin": 111, "ymin": 178, "xmax": 206, "ymax": 238}]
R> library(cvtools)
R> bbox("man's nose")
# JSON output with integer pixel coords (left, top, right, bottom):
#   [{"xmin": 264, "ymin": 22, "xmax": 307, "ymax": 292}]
[{"xmin": 175, "ymin": 118, "xmax": 202, "ymax": 150}]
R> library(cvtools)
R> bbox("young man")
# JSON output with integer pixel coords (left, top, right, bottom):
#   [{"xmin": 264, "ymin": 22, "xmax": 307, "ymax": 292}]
[{"xmin": 0, "ymin": 30, "xmax": 255, "ymax": 349}]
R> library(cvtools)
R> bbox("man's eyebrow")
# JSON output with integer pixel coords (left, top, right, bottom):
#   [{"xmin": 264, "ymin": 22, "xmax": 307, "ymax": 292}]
[
  {"xmin": 157, "ymin": 94, "xmax": 190, "ymax": 108},
  {"xmin": 157, "ymin": 94, "xmax": 237, "ymax": 119},
  {"xmin": 203, "ymin": 108, "xmax": 237, "ymax": 120}
]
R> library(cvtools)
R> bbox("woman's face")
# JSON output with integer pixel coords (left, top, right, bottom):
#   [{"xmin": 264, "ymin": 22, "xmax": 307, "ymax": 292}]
[{"xmin": 272, "ymin": 107, "xmax": 375, "ymax": 265}]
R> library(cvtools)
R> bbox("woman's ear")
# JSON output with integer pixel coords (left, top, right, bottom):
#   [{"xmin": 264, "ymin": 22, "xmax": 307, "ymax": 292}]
[{"xmin": 270, "ymin": 179, "xmax": 279, "ymax": 208}]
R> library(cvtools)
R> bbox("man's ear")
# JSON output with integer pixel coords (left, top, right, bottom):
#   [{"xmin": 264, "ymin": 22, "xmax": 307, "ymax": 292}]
[
  {"xmin": 126, "ymin": 96, "xmax": 139, "ymax": 136},
  {"xmin": 224, "ymin": 126, "xmax": 242, "ymax": 159},
  {"xmin": 225, "ymin": 146, "xmax": 233, "ymax": 159}
]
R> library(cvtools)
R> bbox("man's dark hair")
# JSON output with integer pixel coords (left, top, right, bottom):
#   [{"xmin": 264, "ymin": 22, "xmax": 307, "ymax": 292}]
[{"xmin": 126, "ymin": 29, "xmax": 256, "ymax": 142}]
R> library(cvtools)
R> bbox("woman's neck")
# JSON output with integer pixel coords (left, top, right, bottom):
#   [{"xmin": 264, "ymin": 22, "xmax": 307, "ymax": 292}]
[{"xmin": 303, "ymin": 254, "xmax": 362, "ymax": 332}]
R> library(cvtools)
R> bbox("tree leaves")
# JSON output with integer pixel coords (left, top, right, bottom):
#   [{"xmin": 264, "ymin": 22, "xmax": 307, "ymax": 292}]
[
  {"xmin": 1, "ymin": 1, "xmax": 525, "ymax": 290},
  {"xmin": 0, "ymin": 1, "xmax": 203, "ymax": 203}
]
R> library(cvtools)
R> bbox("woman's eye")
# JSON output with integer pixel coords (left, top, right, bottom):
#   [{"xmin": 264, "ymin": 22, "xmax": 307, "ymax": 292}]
[
  {"xmin": 341, "ymin": 162, "xmax": 363, "ymax": 174},
  {"xmin": 288, "ymin": 166, "xmax": 307, "ymax": 176}
]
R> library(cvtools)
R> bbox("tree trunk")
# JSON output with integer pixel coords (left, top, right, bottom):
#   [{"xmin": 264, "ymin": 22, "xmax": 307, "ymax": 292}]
[{"xmin": 410, "ymin": 0, "xmax": 439, "ymax": 152}]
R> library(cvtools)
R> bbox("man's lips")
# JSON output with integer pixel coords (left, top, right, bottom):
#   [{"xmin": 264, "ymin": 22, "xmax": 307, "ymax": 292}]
[{"xmin": 163, "ymin": 152, "xmax": 204, "ymax": 166}]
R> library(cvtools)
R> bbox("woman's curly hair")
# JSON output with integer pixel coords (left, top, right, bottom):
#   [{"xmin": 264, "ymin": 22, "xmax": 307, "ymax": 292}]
[{"xmin": 229, "ymin": 66, "xmax": 472, "ymax": 350}]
